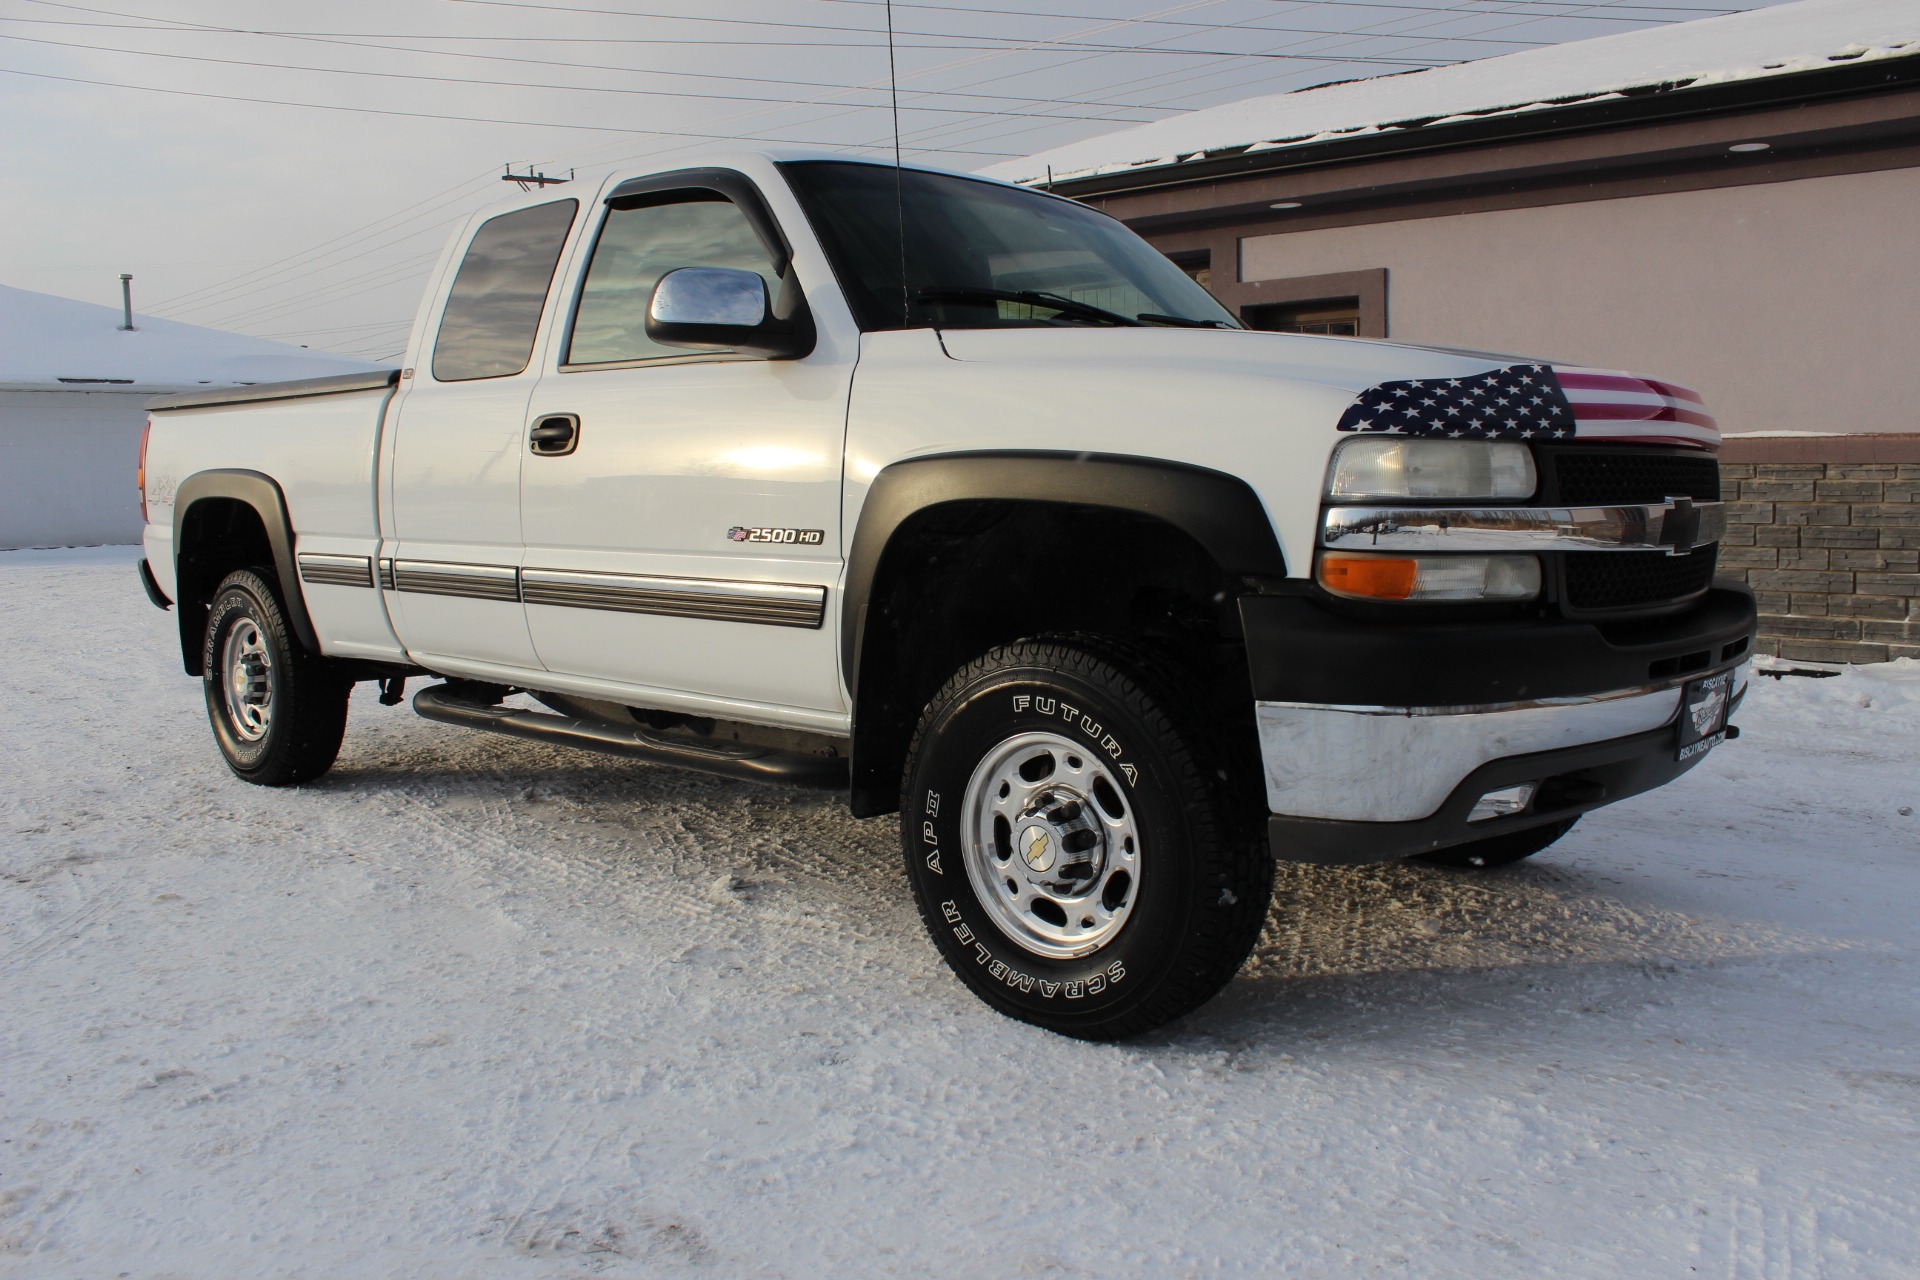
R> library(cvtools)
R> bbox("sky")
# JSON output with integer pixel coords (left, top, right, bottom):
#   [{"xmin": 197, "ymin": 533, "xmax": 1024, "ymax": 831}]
[{"xmin": 0, "ymin": 0, "xmax": 1795, "ymax": 363}]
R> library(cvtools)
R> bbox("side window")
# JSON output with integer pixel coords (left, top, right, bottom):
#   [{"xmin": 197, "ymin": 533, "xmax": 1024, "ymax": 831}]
[
  {"xmin": 431, "ymin": 199, "xmax": 577, "ymax": 382},
  {"xmin": 565, "ymin": 193, "xmax": 779, "ymax": 366}
]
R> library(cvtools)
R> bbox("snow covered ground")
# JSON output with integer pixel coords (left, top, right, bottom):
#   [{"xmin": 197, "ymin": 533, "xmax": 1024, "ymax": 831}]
[{"xmin": 3, "ymin": 547, "xmax": 1917, "ymax": 1278}]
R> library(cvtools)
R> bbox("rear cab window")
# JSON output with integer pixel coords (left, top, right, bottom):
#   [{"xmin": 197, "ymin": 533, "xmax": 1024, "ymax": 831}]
[{"xmin": 431, "ymin": 198, "xmax": 578, "ymax": 382}]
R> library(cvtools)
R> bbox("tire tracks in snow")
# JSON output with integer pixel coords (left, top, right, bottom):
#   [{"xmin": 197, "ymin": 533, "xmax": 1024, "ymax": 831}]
[
  {"xmin": 0, "ymin": 872, "xmax": 108, "ymax": 974},
  {"xmin": 1700, "ymin": 1180, "xmax": 1918, "ymax": 1280},
  {"xmin": 346, "ymin": 710, "xmax": 898, "ymax": 957}
]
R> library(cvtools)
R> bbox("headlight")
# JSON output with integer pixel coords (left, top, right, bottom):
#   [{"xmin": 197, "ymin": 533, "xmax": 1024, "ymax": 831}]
[
  {"xmin": 1319, "ymin": 551, "xmax": 1541, "ymax": 602},
  {"xmin": 1326, "ymin": 437, "xmax": 1536, "ymax": 501}
]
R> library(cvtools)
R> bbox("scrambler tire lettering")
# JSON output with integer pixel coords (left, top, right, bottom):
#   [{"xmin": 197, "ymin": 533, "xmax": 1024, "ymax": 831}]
[{"xmin": 966, "ymin": 941, "xmax": 1124, "ymax": 998}]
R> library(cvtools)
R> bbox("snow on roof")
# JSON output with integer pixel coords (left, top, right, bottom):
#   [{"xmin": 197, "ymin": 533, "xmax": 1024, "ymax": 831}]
[
  {"xmin": 982, "ymin": 0, "xmax": 1920, "ymax": 186},
  {"xmin": 0, "ymin": 283, "xmax": 390, "ymax": 392}
]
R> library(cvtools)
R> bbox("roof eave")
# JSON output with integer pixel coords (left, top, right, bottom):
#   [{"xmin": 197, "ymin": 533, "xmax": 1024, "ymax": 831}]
[{"xmin": 1037, "ymin": 53, "xmax": 1920, "ymax": 200}]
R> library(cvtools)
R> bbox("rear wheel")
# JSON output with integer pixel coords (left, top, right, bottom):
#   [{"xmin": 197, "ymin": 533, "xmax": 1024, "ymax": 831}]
[
  {"xmin": 1413, "ymin": 817, "xmax": 1578, "ymax": 869},
  {"xmin": 901, "ymin": 641, "xmax": 1271, "ymax": 1040},
  {"xmin": 202, "ymin": 569, "xmax": 350, "ymax": 786}
]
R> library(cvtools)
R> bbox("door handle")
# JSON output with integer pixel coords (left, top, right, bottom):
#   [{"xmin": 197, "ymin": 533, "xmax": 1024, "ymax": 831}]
[{"xmin": 528, "ymin": 414, "xmax": 580, "ymax": 456}]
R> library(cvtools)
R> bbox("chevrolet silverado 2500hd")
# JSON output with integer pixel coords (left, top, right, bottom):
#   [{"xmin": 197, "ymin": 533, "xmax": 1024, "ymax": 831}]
[{"xmin": 136, "ymin": 151, "xmax": 1756, "ymax": 1038}]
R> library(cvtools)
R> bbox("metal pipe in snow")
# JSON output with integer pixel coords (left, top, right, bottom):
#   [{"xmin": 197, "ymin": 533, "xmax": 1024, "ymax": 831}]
[{"xmin": 119, "ymin": 274, "xmax": 135, "ymax": 331}]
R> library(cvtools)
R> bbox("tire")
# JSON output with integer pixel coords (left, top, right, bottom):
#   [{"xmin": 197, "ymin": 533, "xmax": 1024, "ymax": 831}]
[
  {"xmin": 901, "ymin": 640, "xmax": 1272, "ymax": 1040},
  {"xmin": 1413, "ymin": 817, "xmax": 1578, "ymax": 870},
  {"xmin": 201, "ymin": 569, "xmax": 350, "ymax": 786}
]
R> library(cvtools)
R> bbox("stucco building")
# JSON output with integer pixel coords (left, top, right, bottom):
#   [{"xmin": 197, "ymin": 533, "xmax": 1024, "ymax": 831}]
[{"xmin": 992, "ymin": 0, "xmax": 1919, "ymax": 664}]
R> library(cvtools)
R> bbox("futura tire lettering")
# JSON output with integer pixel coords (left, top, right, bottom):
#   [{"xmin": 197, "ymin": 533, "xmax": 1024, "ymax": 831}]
[{"xmin": 1009, "ymin": 691, "xmax": 1139, "ymax": 796}]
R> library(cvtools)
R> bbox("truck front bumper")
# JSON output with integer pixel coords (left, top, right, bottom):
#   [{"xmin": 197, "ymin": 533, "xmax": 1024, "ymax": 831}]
[{"xmin": 1241, "ymin": 586, "xmax": 1757, "ymax": 864}]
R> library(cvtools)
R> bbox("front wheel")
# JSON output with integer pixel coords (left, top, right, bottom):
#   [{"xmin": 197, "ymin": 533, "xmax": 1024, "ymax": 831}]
[
  {"xmin": 902, "ymin": 641, "xmax": 1272, "ymax": 1040},
  {"xmin": 202, "ymin": 569, "xmax": 350, "ymax": 786}
]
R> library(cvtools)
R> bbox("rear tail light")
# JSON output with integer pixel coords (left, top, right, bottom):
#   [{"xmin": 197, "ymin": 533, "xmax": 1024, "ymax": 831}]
[{"xmin": 137, "ymin": 418, "xmax": 151, "ymax": 524}]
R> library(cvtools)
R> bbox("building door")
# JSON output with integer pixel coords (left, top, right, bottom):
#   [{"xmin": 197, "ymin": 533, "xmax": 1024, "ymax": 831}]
[
  {"xmin": 385, "ymin": 197, "xmax": 577, "ymax": 673},
  {"xmin": 519, "ymin": 183, "xmax": 849, "ymax": 718}
]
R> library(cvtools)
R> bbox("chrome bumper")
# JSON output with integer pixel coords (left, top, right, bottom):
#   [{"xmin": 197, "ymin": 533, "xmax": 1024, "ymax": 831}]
[{"xmin": 1255, "ymin": 663, "xmax": 1749, "ymax": 823}]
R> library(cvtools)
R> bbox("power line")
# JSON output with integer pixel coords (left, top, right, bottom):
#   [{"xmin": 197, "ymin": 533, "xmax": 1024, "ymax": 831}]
[
  {"xmin": 506, "ymin": 0, "xmax": 1298, "ymax": 174},
  {"xmin": 162, "ymin": 224, "xmax": 458, "ymax": 323},
  {"xmin": 842, "ymin": 0, "xmax": 1717, "ymax": 158},
  {"xmin": 0, "ymin": 64, "xmax": 1023, "ymax": 155},
  {"xmin": 185, "ymin": 252, "xmax": 445, "ymax": 330},
  {"xmin": 68, "ymin": 0, "xmax": 1105, "ymax": 328},
  {"xmin": 32, "ymin": 0, "xmax": 1759, "ymax": 347},
  {"xmin": 814, "ymin": 0, "xmax": 1629, "ymax": 42},
  {"xmin": 147, "ymin": 175, "xmax": 494, "ymax": 312},
  {"xmin": 0, "ymin": 14, "xmax": 1219, "ymax": 111},
  {"xmin": 0, "ymin": 30, "xmax": 1161, "ymax": 123},
  {"xmin": 708, "ymin": 0, "xmax": 1322, "ymax": 160},
  {"xmin": 923, "ymin": 0, "xmax": 1729, "ymax": 157},
  {"xmin": 10, "ymin": 0, "xmax": 1462, "ymax": 62},
  {"xmin": 0, "ymin": 31, "xmax": 1152, "ymax": 124},
  {"xmin": 833, "ymin": 0, "xmax": 1437, "ymax": 156},
  {"xmin": 439, "ymin": 0, "xmax": 1604, "ymax": 47},
  {"xmin": 444, "ymin": 0, "xmax": 1733, "ymax": 42},
  {"xmin": 257, "ymin": 318, "xmax": 415, "ymax": 339},
  {"xmin": 825, "ymin": 0, "xmax": 1739, "ymax": 20}
]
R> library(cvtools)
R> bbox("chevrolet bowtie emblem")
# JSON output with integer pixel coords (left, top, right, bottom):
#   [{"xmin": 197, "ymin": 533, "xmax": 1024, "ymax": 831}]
[
  {"xmin": 1021, "ymin": 827, "xmax": 1055, "ymax": 872},
  {"xmin": 1660, "ymin": 496, "xmax": 1702, "ymax": 555}
]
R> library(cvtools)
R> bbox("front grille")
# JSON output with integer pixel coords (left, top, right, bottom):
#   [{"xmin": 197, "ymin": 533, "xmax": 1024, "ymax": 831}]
[
  {"xmin": 1563, "ymin": 547, "xmax": 1718, "ymax": 611},
  {"xmin": 1546, "ymin": 450, "xmax": 1720, "ymax": 506},
  {"xmin": 1535, "ymin": 447, "xmax": 1724, "ymax": 613}
]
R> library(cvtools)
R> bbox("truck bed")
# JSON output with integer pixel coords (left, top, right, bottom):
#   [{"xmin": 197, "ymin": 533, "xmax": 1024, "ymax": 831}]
[{"xmin": 146, "ymin": 368, "xmax": 398, "ymax": 413}]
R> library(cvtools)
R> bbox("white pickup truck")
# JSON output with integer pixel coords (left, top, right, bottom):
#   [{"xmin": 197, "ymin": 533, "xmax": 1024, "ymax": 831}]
[{"xmin": 137, "ymin": 149, "xmax": 1756, "ymax": 1038}]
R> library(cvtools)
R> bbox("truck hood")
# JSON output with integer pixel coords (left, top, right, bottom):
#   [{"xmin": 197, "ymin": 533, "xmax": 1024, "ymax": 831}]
[{"xmin": 935, "ymin": 327, "xmax": 1718, "ymax": 449}]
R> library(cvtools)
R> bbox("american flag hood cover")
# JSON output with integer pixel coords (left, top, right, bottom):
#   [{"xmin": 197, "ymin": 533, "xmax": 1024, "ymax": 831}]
[{"xmin": 1336, "ymin": 363, "xmax": 1718, "ymax": 449}]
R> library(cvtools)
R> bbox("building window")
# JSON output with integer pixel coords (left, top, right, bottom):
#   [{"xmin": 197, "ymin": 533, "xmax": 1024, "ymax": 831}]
[
  {"xmin": 1231, "ymin": 266, "xmax": 1387, "ymax": 338},
  {"xmin": 1242, "ymin": 297, "xmax": 1361, "ymax": 336},
  {"xmin": 1167, "ymin": 251, "xmax": 1212, "ymax": 293}
]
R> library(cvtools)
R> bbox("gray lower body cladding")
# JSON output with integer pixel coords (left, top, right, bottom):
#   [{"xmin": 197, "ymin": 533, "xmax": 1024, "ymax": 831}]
[{"xmin": 380, "ymin": 560, "xmax": 825, "ymax": 628}]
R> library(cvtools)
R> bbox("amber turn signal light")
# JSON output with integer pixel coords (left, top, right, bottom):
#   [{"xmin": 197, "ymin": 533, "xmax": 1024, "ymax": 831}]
[
  {"xmin": 1318, "ymin": 550, "xmax": 1542, "ymax": 602},
  {"xmin": 1319, "ymin": 552, "xmax": 1419, "ymax": 600}
]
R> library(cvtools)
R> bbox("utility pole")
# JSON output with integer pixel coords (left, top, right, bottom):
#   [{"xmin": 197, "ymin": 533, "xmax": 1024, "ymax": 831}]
[
  {"xmin": 502, "ymin": 164, "xmax": 573, "ymax": 192},
  {"xmin": 118, "ymin": 274, "xmax": 136, "ymax": 331}
]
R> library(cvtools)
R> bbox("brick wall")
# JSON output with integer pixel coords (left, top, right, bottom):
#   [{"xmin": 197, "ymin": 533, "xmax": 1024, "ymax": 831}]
[{"xmin": 1717, "ymin": 435, "xmax": 1920, "ymax": 664}]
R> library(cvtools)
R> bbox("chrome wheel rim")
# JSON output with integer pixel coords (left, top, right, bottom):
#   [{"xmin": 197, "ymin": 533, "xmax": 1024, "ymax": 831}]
[
  {"xmin": 220, "ymin": 617, "xmax": 273, "ymax": 742},
  {"xmin": 960, "ymin": 730, "xmax": 1141, "ymax": 959}
]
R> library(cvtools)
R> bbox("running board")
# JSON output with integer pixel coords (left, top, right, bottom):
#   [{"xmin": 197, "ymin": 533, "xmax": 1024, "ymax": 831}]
[{"xmin": 412, "ymin": 684, "xmax": 847, "ymax": 788}]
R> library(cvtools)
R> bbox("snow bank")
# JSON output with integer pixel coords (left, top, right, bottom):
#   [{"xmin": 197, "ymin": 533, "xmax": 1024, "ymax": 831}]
[
  {"xmin": 1759, "ymin": 656, "xmax": 1920, "ymax": 725},
  {"xmin": 986, "ymin": 0, "xmax": 1920, "ymax": 185}
]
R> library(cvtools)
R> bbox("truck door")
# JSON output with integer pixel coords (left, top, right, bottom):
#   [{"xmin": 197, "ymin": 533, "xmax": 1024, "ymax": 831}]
[
  {"xmin": 519, "ymin": 176, "xmax": 849, "ymax": 716},
  {"xmin": 385, "ymin": 197, "xmax": 578, "ymax": 674}
]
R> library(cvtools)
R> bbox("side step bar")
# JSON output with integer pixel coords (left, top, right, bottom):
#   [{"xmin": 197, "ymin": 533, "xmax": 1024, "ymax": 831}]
[{"xmin": 412, "ymin": 684, "xmax": 847, "ymax": 788}]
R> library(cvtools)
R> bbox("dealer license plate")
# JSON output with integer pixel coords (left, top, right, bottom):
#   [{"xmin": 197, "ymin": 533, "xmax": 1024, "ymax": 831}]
[{"xmin": 1676, "ymin": 670, "xmax": 1734, "ymax": 762}]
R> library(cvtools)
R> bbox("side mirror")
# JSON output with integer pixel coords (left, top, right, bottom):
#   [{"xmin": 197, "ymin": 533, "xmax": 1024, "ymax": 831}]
[{"xmin": 645, "ymin": 266, "xmax": 811, "ymax": 359}]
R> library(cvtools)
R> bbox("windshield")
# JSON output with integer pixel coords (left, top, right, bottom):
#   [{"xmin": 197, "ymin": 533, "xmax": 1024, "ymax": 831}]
[{"xmin": 781, "ymin": 161, "xmax": 1240, "ymax": 333}]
